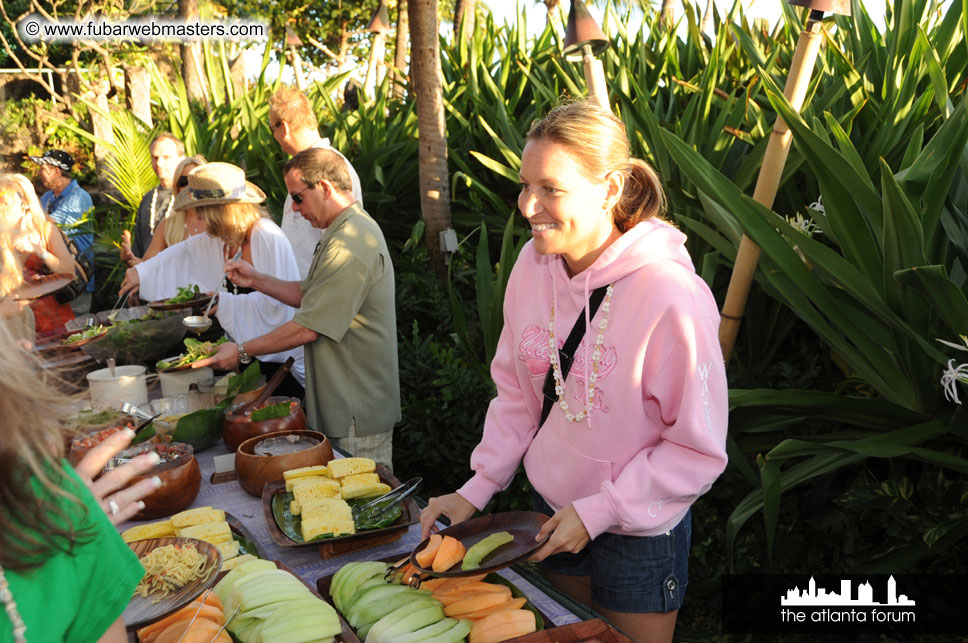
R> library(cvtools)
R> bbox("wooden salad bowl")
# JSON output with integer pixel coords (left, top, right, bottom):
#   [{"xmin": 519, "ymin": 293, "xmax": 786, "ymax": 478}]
[
  {"xmin": 235, "ymin": 429, "xmax": 334, "ymax": 497},
  {"xmin": 116, "ymin": 442, "xmax": 202, "ymax": 520},
  {"xmin": 222, "ymin": 396, "xmax": 306, "ymax": 452}
]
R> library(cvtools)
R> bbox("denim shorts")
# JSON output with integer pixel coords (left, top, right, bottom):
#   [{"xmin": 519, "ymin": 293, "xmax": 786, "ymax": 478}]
[{"xmin": 533, "ymin": 493, "xmax": 690, "ymax": 613}]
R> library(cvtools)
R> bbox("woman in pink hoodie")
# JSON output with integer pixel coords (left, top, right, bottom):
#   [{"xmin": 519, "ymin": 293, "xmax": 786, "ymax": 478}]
[{"xmin": 420, "ymin": 100, "xmax": 728, "ymax": 641}]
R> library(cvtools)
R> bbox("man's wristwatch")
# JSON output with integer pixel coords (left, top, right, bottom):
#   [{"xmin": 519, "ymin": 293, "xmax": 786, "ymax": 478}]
[{"xmin": 237, "ymin": 342, "xmax": 252, "ymax": 365}]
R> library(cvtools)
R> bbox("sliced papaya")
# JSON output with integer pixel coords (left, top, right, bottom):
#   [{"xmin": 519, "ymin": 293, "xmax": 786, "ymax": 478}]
[
  {"xmin": 432, "ymin": 535, "xmax": 466, "ymax": 572},
  {"xmin": 415, "ymin": 533, "xmax": 443, "ymax": 568}
]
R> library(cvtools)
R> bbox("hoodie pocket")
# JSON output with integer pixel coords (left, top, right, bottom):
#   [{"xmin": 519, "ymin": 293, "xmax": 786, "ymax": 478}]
[{"xmin": 524, "ymin": 421, "xmax": 613, "ymax": 511}]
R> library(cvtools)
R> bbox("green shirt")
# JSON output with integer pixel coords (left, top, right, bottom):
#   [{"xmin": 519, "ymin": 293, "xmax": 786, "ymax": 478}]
[
  {"xmin": 1, "ymin": 465, "xmax": 144, "ymax": 643},
  {"xmin": 293, "ymin": 203, "xmax": 401, "ymax": 437}
]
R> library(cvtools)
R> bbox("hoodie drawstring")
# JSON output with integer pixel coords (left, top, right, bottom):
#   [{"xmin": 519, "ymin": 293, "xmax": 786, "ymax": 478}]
[{"xmin": 583, "ymin": 270, "xmax": 593, "ymax": 430}]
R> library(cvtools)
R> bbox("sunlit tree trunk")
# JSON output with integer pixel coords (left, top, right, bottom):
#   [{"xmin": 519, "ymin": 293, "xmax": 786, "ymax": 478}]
[
  {"xmin": 409, "ymin": 0, "xmax": 452, "ymax": 278},
  {"xmin": 393, "ymin": 0, "xmax": 409, "ymax": 99},
  {"xmin": 661, "ymin": 0, "xmax": 675, "ymax": 26},
  {"xmin": 454, "ymin": 0, "xmax": 475, "ymax": 41},
  {"xmin": 179, "ymin": 0, "xmax": 208, "ymax": 106},
  {"xmin": 701, "ymin": 0, "xmax": 715, "ymax": 34},
  {"xmin": 124, "ymin": 64, "xmax": 151, "ymax": 127}
]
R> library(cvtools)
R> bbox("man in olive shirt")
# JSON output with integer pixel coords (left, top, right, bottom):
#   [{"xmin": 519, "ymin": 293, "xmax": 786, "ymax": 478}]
[{"xmin": 196, "ymin": 147, "xmax": 400, "ymax": 466}]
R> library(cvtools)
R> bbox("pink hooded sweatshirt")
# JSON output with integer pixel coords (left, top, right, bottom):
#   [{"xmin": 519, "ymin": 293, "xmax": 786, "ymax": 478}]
[{"xmin": 457, "ymin": 218, "xmax": 728, "ymax": 539}]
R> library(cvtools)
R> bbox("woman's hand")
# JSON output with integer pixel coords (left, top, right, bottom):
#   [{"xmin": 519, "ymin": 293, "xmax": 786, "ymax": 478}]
[
  {"xmin": 192, "ymin": 341, "xmax": 239, "ymax": 371},
  {"xmin": 529, "ymin": 504, "xmax": 590, "ymax": 562},
  {"xmin": 0, "ymin": 295, "xmax": 29, "ymax": 320},
  {"xmin": 73, "ymin": 428, "xmax": 162, "ymax": 525},
  {"xmin": 118, "ymin": 267, "xmax": 141, "ymax": 299},
  {"xmin": 224, "ymin": 258, "xmax": 259, "ymax": 290},
  {"xmin": 13, "ymin": 235, "xmax": 42, "ymax": 257},
  {"xmin": 120, "ymin": 230, "xmax": 140, "ymax": 267},
  {"xmin": 419, "ymin": 493, "xmax": 476, "ymax": 540}
]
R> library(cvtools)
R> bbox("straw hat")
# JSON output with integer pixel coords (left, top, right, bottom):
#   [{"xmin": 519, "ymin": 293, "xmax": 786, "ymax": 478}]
[{"xmin": 171, "ymin": 162, "xmax": 266, "ymax": 212}]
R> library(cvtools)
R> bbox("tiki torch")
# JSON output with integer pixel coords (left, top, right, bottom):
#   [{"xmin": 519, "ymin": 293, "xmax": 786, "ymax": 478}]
[
  {"xmin": 719, "ymin": 0, "xmax": 850, "ymax": 362},
  {"xmin": 562, "ymin": 0, "xmax": 611, "ymax": 112}
]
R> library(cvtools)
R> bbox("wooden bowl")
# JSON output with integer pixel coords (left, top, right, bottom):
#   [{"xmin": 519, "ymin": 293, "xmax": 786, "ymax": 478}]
[
  {"xmin": 68, "ymin": 422, "xmax": 137, "ymax": 466},
  {"xmin": 235, "ymin": 429, "xmax": 334, "ymax": 497},
  {"xmin": 114, "ymin": 442, "xmax": 201, "ymax": 520},
  {"xmin": 222, "ymin": 396, "xmax": 306, "ymax": 452}
]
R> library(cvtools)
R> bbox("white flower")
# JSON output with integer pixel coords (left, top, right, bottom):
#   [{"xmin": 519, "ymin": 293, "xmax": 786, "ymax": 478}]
[
  {"xmin": 937, "ymin": 335, "xmax": 968, "ymax": 353},
  {"xmin": 941, "ymin": 359, "xmax": 968, "ymax": 404},
  {"xmin": 809, "ymin": 194, "xmax": 825, "ymax": 215},
  {"xmin": 785, "ymin": 213, "xmax": 820, "ymax": 237}
]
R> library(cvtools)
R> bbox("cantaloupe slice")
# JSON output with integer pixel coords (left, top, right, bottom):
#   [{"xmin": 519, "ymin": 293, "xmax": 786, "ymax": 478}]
[
  {"xmin": 433, "ymin": 588, "xmax": 510, "ymax": 607},
  {"xmin": 444, "ymin": 589, "xmax": 514, "ymax": 617},
  {"xmin": 137, "ymin": 600, "xmax": 224, "ymax": 642},
  {"xmin": 415, "ymin": 533, "xmax": 443, "ymax": 568},
  {"xmin": 461, "ymin": 597, "xmax": 528, "ymax": 620},
  {"xmin": 429, "ymin": 574, "xmax": 488, "ymax": 596},
  {"xmin": 468, "ymin": 609, "xmax": 537, "ymax": 643},
  {"xmin": 432, "ymin": 535, "xmax": 466, "ymax": 572},
  {"xmin": 152, "ymin": 618, "xmax": 230, "ymax": 643}
]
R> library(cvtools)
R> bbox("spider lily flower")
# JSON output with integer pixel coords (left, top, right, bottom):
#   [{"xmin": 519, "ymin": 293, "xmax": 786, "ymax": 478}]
[
  {"xmin": 941, "ymin": 360, "xmax": 968, "ymax": 404},
  {"xmin": 937, "ymin": 335, "xmax": 968, "ymax": 353},
  {"xmin": 785, "ymin": 213, "xmax": 821, "ymax": 237}
]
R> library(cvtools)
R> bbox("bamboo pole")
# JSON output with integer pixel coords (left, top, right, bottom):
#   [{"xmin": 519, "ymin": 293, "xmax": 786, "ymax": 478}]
[
  {"xmin": 719, "ymin": 10, "xmax": 825, "ymax": 362},
  {"xmin": 582, "ymin": 43, "xmax": 610, "ymax": 112}
]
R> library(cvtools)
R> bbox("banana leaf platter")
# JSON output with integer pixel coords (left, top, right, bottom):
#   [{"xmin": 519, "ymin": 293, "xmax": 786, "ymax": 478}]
[{"xmin": 262, "ymin": 465, "xmax": 418, "ymax": 549}]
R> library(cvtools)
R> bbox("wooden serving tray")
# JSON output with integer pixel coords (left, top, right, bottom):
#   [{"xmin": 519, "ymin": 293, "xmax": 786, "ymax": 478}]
[
  {"xmin": 315, "ymin": 554, "xmax": 550, "ymax": 643},
  {"xmin": 509, "ymin": 618, "xmax": 636, "ymax": 642},
  {"xmin": 260, "ymin": 464, "xmax": 419, "ymax": 558}
]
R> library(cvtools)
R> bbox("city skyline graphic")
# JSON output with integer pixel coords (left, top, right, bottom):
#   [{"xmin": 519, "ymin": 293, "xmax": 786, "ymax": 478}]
[{"xmin": 781, "ymin": 576, "xmax": 916, "ymax": 607}]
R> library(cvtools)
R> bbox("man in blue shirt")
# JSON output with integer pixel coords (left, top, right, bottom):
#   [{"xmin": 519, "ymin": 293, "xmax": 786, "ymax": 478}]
[{"xmin": 30, "ymin": 149, "xmax": 95, "ymax": 313}]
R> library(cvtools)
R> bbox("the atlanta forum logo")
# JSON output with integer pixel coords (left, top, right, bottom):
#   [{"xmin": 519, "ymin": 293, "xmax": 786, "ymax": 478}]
[{"xmin": 780, "ymin": 575, "xmax": 916, "ymax": 625}]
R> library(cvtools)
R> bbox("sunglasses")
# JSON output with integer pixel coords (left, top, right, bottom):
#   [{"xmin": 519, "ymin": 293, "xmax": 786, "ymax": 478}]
[
  {"xmin": 177, "ymin": 175, "xmax": 189, "ymax": 188},
  {"xmin": 290, "ymin": 183, "xmax": 314, "ymax": 205}
]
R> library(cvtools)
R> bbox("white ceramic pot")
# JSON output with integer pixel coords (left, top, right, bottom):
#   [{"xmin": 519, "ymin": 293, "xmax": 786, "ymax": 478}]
[
  {"xmin": 87, "ymin": 365, "xmax": 148, "ymax": 408},
  {"xmin": 158, "ymin": 367, "xmax": 214, "ymax": 398}
]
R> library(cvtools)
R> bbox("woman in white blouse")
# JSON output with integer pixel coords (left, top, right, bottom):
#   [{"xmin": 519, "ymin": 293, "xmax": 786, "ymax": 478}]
[{"xmin": 119, "ymin": 162, "xmax": 306, "ymax": 395}]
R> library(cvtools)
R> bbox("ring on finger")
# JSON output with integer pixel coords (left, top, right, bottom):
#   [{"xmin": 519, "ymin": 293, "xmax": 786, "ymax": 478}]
[{"xmin": 108, "ymin": 499, "xmax": 120, "ymax": 515}]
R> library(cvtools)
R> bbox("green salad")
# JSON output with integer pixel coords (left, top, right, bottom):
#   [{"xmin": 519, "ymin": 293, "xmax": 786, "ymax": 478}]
[
  {"xmin": 156, "ymin": 336, "xmax": 227, "ymax": 370},
  {"xmin": 62, "ymin": 324, "xmax": 107, "ymax": 344},
  {"xmin": 164, "ymin": 284, "xmax": 202, "ymax": 304}
]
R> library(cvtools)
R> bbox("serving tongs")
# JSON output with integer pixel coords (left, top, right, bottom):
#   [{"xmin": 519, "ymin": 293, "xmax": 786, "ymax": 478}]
[{"xmin": 357, "ymin": 476, "xmax": 422, "ymax": 521}]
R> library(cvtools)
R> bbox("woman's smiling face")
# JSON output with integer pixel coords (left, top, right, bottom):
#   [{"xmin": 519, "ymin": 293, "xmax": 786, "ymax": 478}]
[{"xmin": 518, "ymin": 137, "xmax": 622, "ymax": 276}]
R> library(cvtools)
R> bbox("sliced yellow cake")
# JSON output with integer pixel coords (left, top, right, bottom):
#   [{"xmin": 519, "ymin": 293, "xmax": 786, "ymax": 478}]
[
  {"xmin": 177, "ymin": 520, "xmax": 233, "ymax": 545},
  {"xmin": 327, "ymin": 457, "xmax": 376, "ymax": 479},
  {"xmin": 290, "ymin": 476, "xmax": 341, "ymax": 515},
  {"xmin": 300, "ymin": 497, "xmax": 355, "ymax": 541},
  {"xmin": 170, "ymin": 506, "xmax": 226, "ymax": 529},
  {"xmin": 120, "ymin": 519, "xmax": 175, "ymax": 543}
]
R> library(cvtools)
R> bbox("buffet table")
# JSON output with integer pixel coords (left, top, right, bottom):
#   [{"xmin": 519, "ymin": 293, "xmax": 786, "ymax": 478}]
[{"xmin": 118, "ymin": 442, "xmax": 584, "ymax": 631}]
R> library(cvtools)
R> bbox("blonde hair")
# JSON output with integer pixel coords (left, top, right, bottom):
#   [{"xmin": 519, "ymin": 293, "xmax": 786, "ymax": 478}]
[
  {"xmin": 526, "ymin": 100, "xmax": 666, "ymax": 233},
  {"xmin": 0, "ymin": 174, "xmax": 50, "ymax": 246},
  {"xmin": 0, "ymin": 174, "xmax": 49, "ymax": 296},
  {"xmin": 268, "ymin": 87, "xmax": 318, "ymax": 132},
  {"xmin": 195, "ymin": 202, "xmax": 267, "ymax": 248},
  {"xmin": 164, "ymin": 156, "xmax": 207, "ymax": 247},
  {"xmin": 0, "ymin": 319, "xmax": 93, "ymax": 571}
]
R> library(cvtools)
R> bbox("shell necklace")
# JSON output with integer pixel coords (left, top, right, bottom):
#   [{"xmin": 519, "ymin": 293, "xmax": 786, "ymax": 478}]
[
  {"xmin": 547, "ymin": 283, "xmax": 614, "ymax": 423},
  {"xmin": 0, "ymin": 563, "xmax": 27, "ymax": 643},
  {"xmin": 148, "ymin": 187, "xmax": 174, "ymax": 233}
]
